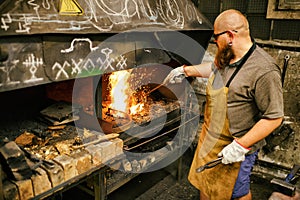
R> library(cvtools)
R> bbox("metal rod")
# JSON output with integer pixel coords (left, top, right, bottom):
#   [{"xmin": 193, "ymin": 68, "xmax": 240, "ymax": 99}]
[
  {"xmin": 147, "ymin": 84, "xmax": 164, "ymax": 94},
  {"xmin": 72, "ymin": 133, "xmax": 120, "ymax": 149},
  {"xmin": 123, "ymin": 114, "xmax": 199, "ymax": 151},
  {"xmin": 146, "ymin": 82, "xmax": 168, "ymax": 95}
]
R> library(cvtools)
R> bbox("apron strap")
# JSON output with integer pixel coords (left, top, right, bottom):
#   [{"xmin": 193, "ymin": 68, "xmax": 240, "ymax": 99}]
[{"xmin": 226, "ymin": 41, "xmax": 256, "ymax": 87}]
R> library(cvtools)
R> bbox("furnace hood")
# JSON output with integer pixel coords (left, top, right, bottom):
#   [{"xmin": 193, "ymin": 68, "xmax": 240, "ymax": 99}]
[
  {"xmin": 0, "ymin": 0, "xmax": 212, "ymax": 35},
  {"xmin": 0, "ymin": 0, "xmax": 213, "ymax": 92}
]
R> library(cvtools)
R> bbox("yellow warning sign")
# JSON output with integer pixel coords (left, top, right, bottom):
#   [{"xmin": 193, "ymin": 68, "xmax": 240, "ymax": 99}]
[{"xmin": 59, "ymin": 0, "xmax": 84, "ymax": 16}]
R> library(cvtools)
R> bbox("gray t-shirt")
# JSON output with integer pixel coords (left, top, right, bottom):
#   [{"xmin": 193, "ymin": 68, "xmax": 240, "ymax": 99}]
[{"xmin": 212, "ymin": 45, "xmax": 284, "ymax": 151}]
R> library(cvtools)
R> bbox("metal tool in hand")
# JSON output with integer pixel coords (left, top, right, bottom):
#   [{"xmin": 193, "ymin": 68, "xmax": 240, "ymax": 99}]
[
  {"xmin": 196, "ymin": 157, "xmax": 222, "ymax": 173},
  {"xmin": 146, "ymin": 82, "xmax": 168, "ymax": 95}
]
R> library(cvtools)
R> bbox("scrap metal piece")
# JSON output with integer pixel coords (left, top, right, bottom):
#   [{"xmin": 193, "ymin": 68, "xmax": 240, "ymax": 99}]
[
  {"xmin": 40, "ymin": 162, "xmax": 64, "ymax": 188},
  {"xmin": 271, "ymin": 164, "xmax": 300, "ymax": 197},
  {"xmin": 70, "ymin": 150, "xmax": 92, "ymax": 174},
  {"xmin": 0, "ymin": 141, "xmax": 33, "ymax": 181},
  {"xmin": 270, "ymin": 178, "xmax": 296, "ymax": 197},
  {"xmin": 53, "ymin": 154, "xmax": 78, "ymax": 181},
  {"xmin": 14, "ymin": 132, "xmax": 37, "ymax": 147},
  {"xmin": 40, "ymin": 101, "xmax": 81, "ymax": 123},
  {"xmin": 31, "ymin": 168, "xmax": 52, "ymax": 196},
  {"xmin": 13, "ymin": 179, "xmax": 34, "ymax": 200},
  {"xmin": 19, "ymin": 146, "xmax": 55, "ymax": 170},
  {"xmin": 2, "ymin": 180, "xmax": 19, "ymax": 200}
]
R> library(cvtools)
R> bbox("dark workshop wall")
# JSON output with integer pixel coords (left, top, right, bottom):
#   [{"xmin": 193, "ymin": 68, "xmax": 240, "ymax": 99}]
[{"xmin": 195, "ymin": 0, "xmax": 300, "ymax": 41}]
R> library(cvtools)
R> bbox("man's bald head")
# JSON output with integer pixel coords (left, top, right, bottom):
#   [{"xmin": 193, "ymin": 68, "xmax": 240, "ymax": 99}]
[{"xmin": 214, "ymin": 9, "xmax": 250, "ymax": 36}]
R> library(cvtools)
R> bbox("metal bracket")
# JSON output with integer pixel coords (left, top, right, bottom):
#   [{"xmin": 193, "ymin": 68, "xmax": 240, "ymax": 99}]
[{"xmin": 282, "ymin": 54, "xmax": 290, "ymax": 86}]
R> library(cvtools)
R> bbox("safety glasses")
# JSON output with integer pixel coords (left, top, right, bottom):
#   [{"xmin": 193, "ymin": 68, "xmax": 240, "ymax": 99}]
[{"xmin": 213, "ymin": 30, "xmax": 238, "ymax": 41}]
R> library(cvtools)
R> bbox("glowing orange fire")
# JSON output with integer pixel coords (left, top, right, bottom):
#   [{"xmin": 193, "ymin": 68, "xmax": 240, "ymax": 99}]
[{"xmin": 108, "ymin": 70, "xmax": 147, "ymax": 117}]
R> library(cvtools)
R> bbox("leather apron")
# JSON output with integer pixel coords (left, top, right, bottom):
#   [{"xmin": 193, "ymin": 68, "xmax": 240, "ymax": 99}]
[
  {"xmin": 188, "ymin": 43, "xmax": 256, "ymax": 200},
  {"xmin": 188, "ymin": 72, "xmax": 240, "ymax": 199}
]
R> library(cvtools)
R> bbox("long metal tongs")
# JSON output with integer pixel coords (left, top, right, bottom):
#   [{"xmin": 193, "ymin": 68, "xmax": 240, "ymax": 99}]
[
  {"xmin": 146, "ymin": 82, "xmax": 168, "ymax": 96},
  {"xmin": 196, "ymin": 157, "xmax": 223, "ymax": 173}
]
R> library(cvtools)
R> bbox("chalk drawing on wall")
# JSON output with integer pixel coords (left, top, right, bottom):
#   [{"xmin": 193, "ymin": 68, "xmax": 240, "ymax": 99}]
[
  {"xmin": 0, "ymin": 60, "xmax": 21, "ymax": 87},
  {"xmin": 28, "ymin": 0, "xmax": 41, "ymax": 20},
  {"xmin": 185, "ymin": 3, "xmax": 202, "ymax": 24},
  {"xmin": 61, "ymin": 38, "xmax": 99, "ymax": 53},
  {"xmin": 0, "ymin": 0, "xmax": 205, "ymax": 34},
  {"xmin": 139, "ymin": 1, "xmax": 158, "ymax": 21},
  {"xmin": 42, "ymin": 0, "xmax": 51, "ymax": 10},
  {"xmin": 157, "ymin": 0, "xmax": 184, "ymax": 29},
  {"xmin": 1, "ymin": 13, "xmax": 12, "ymax": 31},
  {"xmin": 97, "ymin": 47, "xmax": 115, "ymax": 71},
  {"xmin": 52, "ymin": 61, "xmax": 71, "ymax": 80},
  {"xmin": 82, "ymin": 58, "xmax": 97, "ymax": 73},
  {"xmin": 16, "ymin": 14, "xmax": 32, "ymax": 34},
  {"xmin": 23, "ymin": 53, "xmax": 44, "ymax": 83},
  {"xmin": 115, "ymin": 55, "xmax": 128, "ymax": 71},
  {"xmin": 51, "ymin": 38, "xmax": 128, "ymax": 80},
  {"xmin": 71, "ymin": 58, "xmax": 83, "ymax": 75}
]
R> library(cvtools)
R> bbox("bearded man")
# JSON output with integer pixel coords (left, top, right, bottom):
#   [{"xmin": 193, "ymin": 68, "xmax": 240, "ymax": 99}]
[{"xmin": 164, "ymin": 9, "xmax": 283, "ymax": 200}]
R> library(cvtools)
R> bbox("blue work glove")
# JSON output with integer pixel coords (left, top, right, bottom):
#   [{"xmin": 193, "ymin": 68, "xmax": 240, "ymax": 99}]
[
  {"xmin": 218, "ymin": 139, "xmax": 250, "ymax": 164},
  {"xmin": 163, "ymin": 66, "xmax": 187, "ymax": 84}
]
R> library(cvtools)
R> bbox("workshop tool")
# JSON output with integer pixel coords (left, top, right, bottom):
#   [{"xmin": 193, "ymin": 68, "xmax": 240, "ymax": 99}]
[
  {"xmin": 270, "ymin": 164, "xmax": 300, "ymax": 197},
  {"xmin": 19, "ymin": 145, "xmax": 55, "ymax": 170},
  {"xmin": 281, "ymin": 55, "xmax": 290, "ymax": 86},
  {"xmin": 72, "ymin": 133, "xmax": 120, "ymax": 149},
  {"xmin": 0, "ymin": 141, "xmax": 33, "ymax": 180},
  {"xmin": 196, "ymin": 157, "xmax": 222, "ymax": 173},
  {"xmin": 146, "ymin": 82, "xmax": 168, "ymax": 95}
]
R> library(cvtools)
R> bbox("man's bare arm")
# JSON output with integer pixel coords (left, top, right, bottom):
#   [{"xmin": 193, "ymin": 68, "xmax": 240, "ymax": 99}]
[
  {"xmin": 184, "ymin": 62, "xmax": 212, "ymax": 78},
  {"xmin": 236, "ymin": 117, "xmax": 283, "ymax": 148}
]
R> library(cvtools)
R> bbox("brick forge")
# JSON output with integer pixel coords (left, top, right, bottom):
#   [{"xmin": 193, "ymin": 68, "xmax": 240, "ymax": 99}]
[{"xmin": 1, "ymin": 136, "xmax": 124, "ymax": 200}]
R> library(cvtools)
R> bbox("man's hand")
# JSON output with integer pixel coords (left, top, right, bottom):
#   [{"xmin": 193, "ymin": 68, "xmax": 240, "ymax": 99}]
[
  {"xmin": 218, "ymin": 139, "xmax": 250, "ymax": 164},
  {"xmin": 163, "ymin": 65, "xmax": 187, "ymax": 84}
]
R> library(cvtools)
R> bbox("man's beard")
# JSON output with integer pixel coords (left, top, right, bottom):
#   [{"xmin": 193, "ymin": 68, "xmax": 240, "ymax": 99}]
[{"xmin": 215, "ymin": 44, "xmax": 235, "ymax": 69}]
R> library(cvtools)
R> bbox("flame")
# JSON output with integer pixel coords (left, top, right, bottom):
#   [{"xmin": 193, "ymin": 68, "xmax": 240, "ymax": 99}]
[
  {"xmin": 109, "ymin": 70, "xmax": 131, "ymax": 113},
  {"xmin": 108, "ymin": 70, "xmax": 147, "ymax": 117},
  {"xmin": 130, "ymin": 103, "xmax": 144, "ymax": 115}
]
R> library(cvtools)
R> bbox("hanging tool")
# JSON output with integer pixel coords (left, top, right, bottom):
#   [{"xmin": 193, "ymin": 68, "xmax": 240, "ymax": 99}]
[
  {"xmin": 281, "ymin": 55, "xmax": 290, "ymax": 86},
  {"xmin": 196, "ymin": 157, "xmax": 222, "ymax": 173},
  {"xmin": 270, "ymin": 164, "xmax": 300, "ymax": 197}
]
